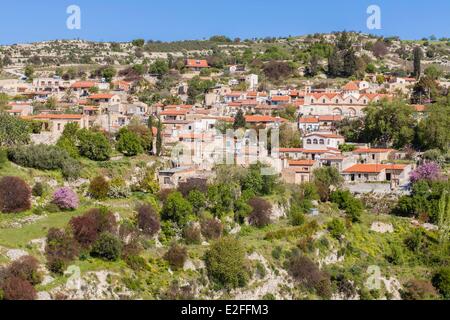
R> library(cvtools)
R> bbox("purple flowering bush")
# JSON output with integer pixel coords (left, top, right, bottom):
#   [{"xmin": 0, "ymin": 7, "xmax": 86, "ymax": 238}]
[
  {"xmin": 52, "ymin": 187, "xmax": 79, "ymax": 210},
  {"xmin": 410, "ymin": 162, "xmax": 442, "ymax": 184}
]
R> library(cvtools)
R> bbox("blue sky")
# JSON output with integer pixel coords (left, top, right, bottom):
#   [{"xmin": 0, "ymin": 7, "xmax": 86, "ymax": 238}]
[{"xmin": 0, "ymin": 0, "xmax": 449, "ymax": 44}]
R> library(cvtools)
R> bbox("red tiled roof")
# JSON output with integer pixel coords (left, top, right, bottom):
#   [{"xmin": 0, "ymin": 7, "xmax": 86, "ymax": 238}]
[
  {"xmin": 299, "ymin": 117, "xmax": 319, "ymax": 124},
  {"xmin": 353, "ymin": 148, "xmax": 395, "ymax": 154},
  {"xmin": 164, "ymin": 104, "xmax": 193, "ymax": 110},
  {"xmin": 88, "ymin": 94, "xmax": 115, "ymax": 100},
  {"xmin": 160, "ymin": 110, "xmax": 189, "ymax": 116},
  {"xmin": 342, "ymin": 81, "xmax": 359, "ymax": 91},
  {"xmin": 71, "ymin": 81, "xmax": 97, "ymax": 89},
  {"xmin": 271, "ymin": 96, "xmax": 290, "ymax": 102},
  {"xmin": 318, "ymin": 115, "xmax": 342, "ymax": 122},
  {"xmin": 343, "ymin": 164, "xmax": 407, "ymax": 174},
  {"xmin": 27, "ymin": 114, "xmax": 82, "ymax": 120},
  {"xmin": 245, "ymin": 115, "xmax": 287, "ymax": 123},
  {"xmin": 186, "ymin": 59, "xmax": 209, "ymax": 68},
  {"xmin": 288, "ymin": 160, "xmax": 316, "ymax": 166}
]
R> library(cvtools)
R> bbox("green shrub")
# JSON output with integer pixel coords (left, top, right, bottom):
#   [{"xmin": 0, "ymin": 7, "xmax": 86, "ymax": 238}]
[
  {"xmin": 288, "ymin": 254, "xmax": 331, "ymax": 299},
  {"xmin": 0, "ymin": 147, "xmax": 8, "ymax": 168},
  {"xmin": 108, "ymin": 177, "xmax": 131, "ymax": 199},
  {"xmin": 327, "ymin": 218, "xmax": 346, "ymax": 239},
  {"xmin": 89, "ymin": 176, "xmax": 110, "ymax": 199},
  {"xmin": 164, "ymin": 242, "xmax": 188, "ymax": 270},
  {"xmin": 8, "ymin": 144, "xmax": 81, "ymax": 180},
  {"xmin": 0, "ymin": 176, "xmax": 31, "ymax": 213},
  {"xmin": 161, "ymin": 191, "xmax": 193, "ymax": 227},
  {"xmin": 432, "ymin": 267, "xmax": 450, "ymax": 299},
  {"xmin": 330, "ymin": 190, "xmax": 363, "ymax": 222},
  {"xmin": 91, "ymin": 232, "xmax": 123, "ymax": 261},
  {"xmin": 116, "ymin": 128, "xmax": 144, "ymax": 156},
  {"xmin": 77, "ymin": 129, "xmax": 112, "ymax": 161},
  {"xmin": 289, "ymin": 205, "xmax": 306, "ymax": 226},
  {"xmin": 45, "ymin": 228, "xmax": 79, "ymax": 274},
  {"xmin": 183, "ymin": 224, "xmax": 202, "ymax": 245},
  {"xmin": 401, "ymin": 279, "xmax": 438, "ymax": 300},
  {"xmin": 31, "ymin": 182, "xmax": 45, "ymax": 197},
  {"xmin": 200, "ymin": 218, "xmax": 223, "ymax": 240},
  {"xmin": 204, "ymin": 237, "xmax": 249, "ymax": 289},
  {"xmin": 6, "ymin": 255, "xmax": 43, "ymax": 286},
  {"xmin": 125, "ymin": 255, "xmax": 149, "ymax": 271}
]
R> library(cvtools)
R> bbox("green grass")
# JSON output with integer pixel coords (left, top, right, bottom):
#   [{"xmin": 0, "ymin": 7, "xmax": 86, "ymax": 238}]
[{"xmin": 0, "ymin": 210, "xmax": 83, "ymax": 248}]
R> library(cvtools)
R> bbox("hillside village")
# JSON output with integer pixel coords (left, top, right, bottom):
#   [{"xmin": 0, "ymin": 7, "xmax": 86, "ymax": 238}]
[{"xmin": 0, "ymin": 32, "xmax": 449, "ymax": 301}]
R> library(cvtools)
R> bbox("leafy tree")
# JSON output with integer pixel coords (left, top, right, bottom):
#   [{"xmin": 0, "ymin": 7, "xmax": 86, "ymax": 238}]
[
  {"xmin": 0, "ymin": 112, "xmax": 31, "ymax": 147},
  {"xmin": 233, "ymin": 110, "xmax": 246, "ymax": 129},
  {"xmin": 156, "ymin": 118, "xmax": 163, "ymax": 156},
  {"xmin": 117, "ymin": 128, "xmax": 144, "ymax": 156},
  {"xmin": 187, "ymin": 76, "xmax": 214, "ymax": 103},
  {"xmin": 413, "ymin": 47, "xmax": 422, "ymax": 79},
  {"xmin": 414, "ymin": 102, "xmax": 450, "ymax": 151},
  {"xmin": 279, "ymin": 123, "xmax": 301, "ymax": 148},
  {"xmin": 327, "ymin": 32, "xmax": 358, "ymax": 77},
  {"xmin": 313, "ymin": 167, "xmax": 343, "ymax": 202},
  {"xmin": 132, "ymin": 39, "xmax": 145, "ymax": 47},
  {"xmin": 204, "ymin": 237, "xmax": 249, "ymax": 289},
  {"xmin": 248, "ymin": 197, "xmax": 272, "ymax": 228},
  {"xmin": 101, "ymin": 66, "xmax": 116, "ymax": 82},
  {"xmin": 149, "ymin": 59, "xmax": 169, "ymax": 78},
  {"xmin": 363, "ymin": 100, "xmax": 415, "ymax": 148},
  {"xmin": 411, "ymin": 76, "xmax": 441, "ymax": 104},
  {"xmin": 24, "ymin": 65, "xmax": 34, "ymax": 79},
  {"xmin": 77, "ymin": 129, "xmax": 112, "ymax": 161},
  {"xmin": 161, "ymin": 191, "xmax": 193, "ymax": 227},
  {"xmin": 187, "ymin": 190, "xmax": 207, "ymax": 212}
]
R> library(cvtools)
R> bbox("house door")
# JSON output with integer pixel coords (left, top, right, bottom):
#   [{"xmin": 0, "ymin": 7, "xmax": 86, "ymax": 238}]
[
  {"xmin": 351, "ymin": 174, "xmax": 355, "ymax": 182},
  {"xmin": 386, "ymin": 173, "xmax": 392, "ymax": 181}
]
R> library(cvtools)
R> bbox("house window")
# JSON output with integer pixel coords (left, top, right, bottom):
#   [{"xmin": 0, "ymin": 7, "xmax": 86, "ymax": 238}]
[
  {"xmin": 322, "ymin": 99, "xmax": 326, "ymax": 103},
  {"xmin": 313, "ymin": 139, "xmax": 318, "ymax": 144},
  {"xmin": 306, "ymin": 139, "xmax": 312, "ymax": 144},
  {"xmin": 164, "ymin": 177, "xmax": 171, "ymax": 185},
  {"xmin": 372, "ymin": 154, "xmax": 376, "ymax": 160},
  {"xmin": 319, "ymin": 139, "xmax": 325, "ymax": 145},
  {"xmin": 335, "ymin": 99, "xmax": 339, "ymax": 104},
  {"xmin": 311, "ymin": 99, "xmax": 314, "ymax": 103},
  {"xmin": 350, "ymin": 99, "xmax": 353, "ymax": 104},
  {"xmin": 57, "ymin": 123, "xmax": 61, "ymax": 131}
]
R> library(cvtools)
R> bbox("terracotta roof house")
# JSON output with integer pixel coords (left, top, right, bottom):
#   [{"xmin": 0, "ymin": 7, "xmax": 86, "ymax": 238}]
[
  {"xmin": 342, "ymin": 163, "xmax": 411, "ymax": 185},
  {"xmin": 185, "ymin": 59, "xmax": 209, "ymax": 71}
]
